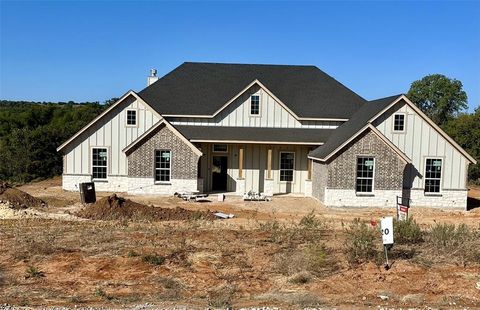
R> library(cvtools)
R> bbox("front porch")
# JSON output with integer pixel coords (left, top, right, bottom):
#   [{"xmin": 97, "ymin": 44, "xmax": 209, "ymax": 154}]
[{"xmin": 195, "ymin": 143, "xmax": 314, "ymax": 196}]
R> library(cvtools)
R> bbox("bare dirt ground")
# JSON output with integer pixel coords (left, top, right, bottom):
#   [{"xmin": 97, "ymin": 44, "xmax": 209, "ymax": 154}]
[{"xmin": 0, "ymin": 177, "xmax": 479, "ymax": 309}]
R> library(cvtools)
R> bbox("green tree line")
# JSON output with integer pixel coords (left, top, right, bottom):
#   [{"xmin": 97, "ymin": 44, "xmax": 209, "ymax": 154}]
[{"xmin": 0, "ymin": 100, "xmax": 106, "ymax": 183}]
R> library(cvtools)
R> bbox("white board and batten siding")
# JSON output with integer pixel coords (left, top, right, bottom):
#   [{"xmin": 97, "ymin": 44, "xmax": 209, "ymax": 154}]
[
  {"xmin": 167, "ymin": 85, "xmax": 343, "ymax": 129},
  {"xmin": 199, "ymin": 143, "xmax": 311, "ymax": 194},
  {"xmin": 373, "ymin": 102, "xmax": 468, "ymax": 190},
  {"xmin": 64, "ymin": 96, "xmax": 161, "ymax": 176}
]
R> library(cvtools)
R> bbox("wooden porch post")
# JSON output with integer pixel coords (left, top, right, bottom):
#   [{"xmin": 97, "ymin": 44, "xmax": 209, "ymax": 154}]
[
  {"xmin": 267, "ymin": 148, "xmax": 272, "ymax": 179},
  {"xmin": 239, "ymin": 146, "xmax": 244, "ymax": 179},
  {"xmin": 307, "ymin": 158, "xmax": 312, "ymax": 180}
]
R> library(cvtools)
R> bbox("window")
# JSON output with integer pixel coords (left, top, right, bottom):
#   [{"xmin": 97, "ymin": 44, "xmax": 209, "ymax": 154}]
[
  {"xmin": 393, "ymin": 113, "xmax": 405, "ymax": 132},
  {"xmin": 213, "ymin": 144, "xmax": 228, "ymax": 153},
  {"xmin": 425, "ymin": 158, "xmax": 442, "ymax": 193},
  {"xmin": 250, "ymin": 95, "xmax": 260, "ymax": 115},
  {"xmin": 92, "ymin": 148, "xmax": 108, "ymax": 180},
  {"xmin": 155, "ymin": 150, "xmax": 171, "ymax": 183},
  {"xmin": 356, "ymin": 157, "xmax": 375, "ymax": 193},
  {"xmin": 279, "ymin": 152, "xmax": 295, "ymax": 182},
  {"xmin": 126, "ymin": 110, "xmax": 137, "ymax": 126}
]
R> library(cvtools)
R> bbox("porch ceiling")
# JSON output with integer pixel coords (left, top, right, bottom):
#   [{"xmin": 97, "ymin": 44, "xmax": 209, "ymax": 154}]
[{"xmin": 174, "ymin": 125, "xmax": 333, "ymax": 145}]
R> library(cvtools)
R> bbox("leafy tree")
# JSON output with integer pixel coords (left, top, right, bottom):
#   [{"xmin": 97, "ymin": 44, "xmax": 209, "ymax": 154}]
[
  {"xmin": 407, "ymin": 74, "xmax": 468, "ymax": 126},
  {"xmin": 443, "ymin": 107, "xmax": 480, "ymax": 184}
]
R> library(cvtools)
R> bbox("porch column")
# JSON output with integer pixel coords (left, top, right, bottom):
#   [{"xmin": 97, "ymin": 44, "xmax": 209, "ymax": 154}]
[
  {"xmin": 267, "ymin": 148, "xmax": 272, "ymax": 179},
  {"xmin": 238, "ymin": 146, "xmax": 244, "ymax": 179},
  {"xmin": 307, "ymin": 158, "xmax": 312, "ymax": 180}
]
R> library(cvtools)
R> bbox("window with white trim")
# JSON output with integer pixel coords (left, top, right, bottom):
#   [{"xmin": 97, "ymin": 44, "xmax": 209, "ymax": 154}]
[
  {"xmin": 279, "ymin": 152, "xmax": 294, "ymax": 182},
  {"xmin": 92, "ymin": 148, "xmax": 108, "ymax": 180},
  {"xmin": 425, "ymin": 158, "xmax": 442, "ymax": 193},
  {"xmin": 356, "ymin": 157, "xmax": 374, "ymax": 193},
  {"xmin": 155, "ymin": 150, "xmax": 171, "ymax": 183},
  {"xmin": 126, "ymin": 110, "xmax": 137, "ymax": 126},
  {"xmin": 250, "ymin": 95, "xmax": 260, "ymax": 115},
  {"xmin": 393, "ymin": 113, "xmax": 405, "ymax": 132},
  {"xmin": 213, "ymin": 144, "xmax": 228, "ymax": 153}
]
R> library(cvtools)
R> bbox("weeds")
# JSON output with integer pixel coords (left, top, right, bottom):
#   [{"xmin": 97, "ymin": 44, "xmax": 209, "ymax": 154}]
[
  {"xmin": 394, "ymin": 217, "xmax": 423, "ymax": 244},
  {"xmin": 94, "ymin": 287, "xmax": 113, "ymax": 300},
  {"xmin": 288, "ymin": 271, "xmax": 312, "ymax": 284},
  {"xmin": 207, "ymin": 285, "xmax": 236, "ymax": 308},
  {"xmin": 142, "ymin": 254, "xmax": 165, "ymax": 266},
  {"xmin": 24, "ymin": 266, "xmax": 45, "ymax": 279},
  {"xmin": 344, "ymin": 218, "xmax": 378, "ymax": 265}
]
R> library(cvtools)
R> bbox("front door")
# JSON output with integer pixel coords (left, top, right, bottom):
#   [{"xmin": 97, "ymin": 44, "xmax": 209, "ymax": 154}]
[{"xmin": 212, "ymin": 156, "xmax": 228, "ymax": 191}]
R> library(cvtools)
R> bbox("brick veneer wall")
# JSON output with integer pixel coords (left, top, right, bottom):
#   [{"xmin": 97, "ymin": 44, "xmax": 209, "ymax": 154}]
[
  {"xmin": 126, "ymin": 124, "xmax": 199, "ymax": 179},
  {"xmin": 326, "ymin": 130, "xmax": 406, "ymax": 190}
]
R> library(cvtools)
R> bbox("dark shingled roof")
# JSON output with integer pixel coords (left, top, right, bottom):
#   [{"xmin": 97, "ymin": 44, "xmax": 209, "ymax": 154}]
[
  {"xmin": 175, "ymin": 125, "xmax": 334, "ymax": 144},
  {"xmin": 309, "ymin": 95, "xmax": 401, "ymax": 160},
  {"xmin": 138, "ymin": 62, "xmax": 366, "ymax": 119}
]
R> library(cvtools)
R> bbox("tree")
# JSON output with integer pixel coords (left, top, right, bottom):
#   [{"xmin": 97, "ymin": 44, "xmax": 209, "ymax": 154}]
[{"xmin": 407, "ymin": 74, "xmax": 468, "ymax": 126}]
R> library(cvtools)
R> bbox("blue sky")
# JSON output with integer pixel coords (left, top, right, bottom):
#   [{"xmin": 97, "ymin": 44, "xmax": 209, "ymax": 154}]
[{"xmin": 1, "ymin": 1, "xmax": 479, "ymax": 111}]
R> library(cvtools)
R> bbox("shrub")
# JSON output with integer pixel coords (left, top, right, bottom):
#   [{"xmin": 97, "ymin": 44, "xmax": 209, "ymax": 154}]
[
  {"xmin": 426, "ymin": 223, "xmax": 480, "ymax": 266},
  {"xmin": 24, "ymin": 266, "xmax": 45, "ymax": 279},
  {"xmin": 394, "ymin": 217, "xmax": 423, "ymax": 244},
  {"xmin": 142, "ymin": 254, "xmax": 165, "ymax": 266},
  {"xmin": 344, "ymin": 218, "xmax": 378, "ymax": 265},
  {"xmin": 288, "ymin": 271, "xmax": 312, "ymax": 284}
]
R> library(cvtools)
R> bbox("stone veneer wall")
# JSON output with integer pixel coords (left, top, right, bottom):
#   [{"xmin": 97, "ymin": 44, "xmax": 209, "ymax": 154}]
[{"xmin": 311, "ymin": 162, "xmax": 328, "ymax": 201}]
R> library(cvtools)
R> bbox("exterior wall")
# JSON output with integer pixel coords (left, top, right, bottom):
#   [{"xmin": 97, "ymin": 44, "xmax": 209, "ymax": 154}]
[
  {"xmin": 312, "ymin": 129, "xmax": 406, "ymax": 207},
  {"xmin": 325, "ymin": 189, "xmax": 402, "ymax": 207},
  {"xmin": 407, "ymin": 189, "xmax": 467, "ymax": 208},
  {"xmin": 373, "ymin": 101, "xmax": 469, "ymax": 191},
  {"xmin": 198, "ymin": 143, "xmax": 312, "ymax": 195},
  {"xmin": 63, "ymin": 95, "xmax": 161, "ymax": 177},
  {"xmin": 126, "ymin": 124, "xmax": 200, "ymax": 195},
  {"xmin": 168, "ymin": 85, "xmax": 343, "ymax": 129}
]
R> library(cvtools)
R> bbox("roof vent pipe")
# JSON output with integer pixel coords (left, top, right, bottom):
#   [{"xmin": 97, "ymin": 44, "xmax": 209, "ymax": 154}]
[{"xmin": 147, "ymin": 68, "xmax": 159, "ymax": 86}]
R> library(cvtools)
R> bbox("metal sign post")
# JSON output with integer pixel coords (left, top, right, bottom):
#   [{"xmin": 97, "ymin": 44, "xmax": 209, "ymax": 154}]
[{"xmin": 381, "ymin": 216, "xmax": 394, "ymax": 270}]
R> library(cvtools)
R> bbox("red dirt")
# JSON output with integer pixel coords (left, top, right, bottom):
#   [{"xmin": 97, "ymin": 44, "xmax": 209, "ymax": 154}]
[
  {"xmin": 0, "ymin": 181, "xmax": 46, "ymax": 209},
  {"xmin": 76, "ymin": 194, "xmax": 216, "ymax": 221}
]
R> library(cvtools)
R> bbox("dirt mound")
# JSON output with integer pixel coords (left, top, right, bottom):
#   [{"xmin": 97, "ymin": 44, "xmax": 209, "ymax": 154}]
[
  {"xmin": 77, "ymin": 194, "xmax": 215, "ymax": 221},
  {"xmin": 0, "ymin": 181, "xmax": 46, "ymax": 209}
]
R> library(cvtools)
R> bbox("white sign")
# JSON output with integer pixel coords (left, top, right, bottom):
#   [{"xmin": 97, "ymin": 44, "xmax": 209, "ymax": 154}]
[{"xmin": 381, "ymin": 216, "xmax": 394, "ymax": 245}]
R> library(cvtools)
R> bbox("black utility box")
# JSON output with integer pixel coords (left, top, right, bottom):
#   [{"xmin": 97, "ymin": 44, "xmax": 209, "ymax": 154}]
[{"xmin": 79, "ymin": 182, "xmax": 96, "ymax": 204}]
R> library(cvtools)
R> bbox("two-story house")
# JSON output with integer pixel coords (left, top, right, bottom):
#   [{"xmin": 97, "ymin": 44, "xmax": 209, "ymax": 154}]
[{"xmin": 57, "ymin": 62, "xmax": 476, "ymax": 208}]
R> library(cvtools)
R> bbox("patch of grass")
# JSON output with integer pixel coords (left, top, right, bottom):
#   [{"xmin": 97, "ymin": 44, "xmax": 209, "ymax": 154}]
[
  {"xmin": 344, "ymin": 218, "xmax": 378, "ymax": 265},
  {"xmin": 394, "ymin": 217, "xmax": 424, "ymax": 244},
  {"xmin": 127, "ymin": 250, "xmax": 139, "ymax": 257},
  {"xmin": 142, "ymin": 254, "xmax": 165, "ymax": 266},
  {"xmin": 94, "ymin": 287, "xmax": 113, "ymax": 300},
  {"xmin": 24, "ymin": 266, "xmax": 45, "ymax": 279},
  {"xmin": 207, "ymin": 285, "xmax": 236, "ymax": 308},
  {"xmin": 288, "ymin": 271, "xmax": 312, "ymax": 284}
]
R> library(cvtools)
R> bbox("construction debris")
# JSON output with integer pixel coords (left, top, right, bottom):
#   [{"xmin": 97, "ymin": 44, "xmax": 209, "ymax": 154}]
[
  {"xmin": 213, "ymin": 212, "xmax": 234, "ymax": 219},
  {"xmin": 243, "ymin": 190, "xmax": 271, "ymax": 201},
  {"xmin": 174, "ymin": 191, "xmax": 210, "ymax": 202},
  {"xmin": 77, "ymin": 194, "xmax": 216, "ymax": 221}
]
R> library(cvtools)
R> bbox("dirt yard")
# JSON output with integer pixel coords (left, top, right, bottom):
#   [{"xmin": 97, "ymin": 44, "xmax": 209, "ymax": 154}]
[{"xmin": 0, "ymin": 177, "xmax": 479, "ymax": 309}]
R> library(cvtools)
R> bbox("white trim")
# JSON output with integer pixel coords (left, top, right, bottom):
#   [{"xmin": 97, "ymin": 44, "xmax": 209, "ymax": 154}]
[
  {"xmin": 191, "ymin": 139, "xmax": 323, "ymax": 145},
  {"xmin": 125, "ymin": 109, "xmax": 138, "ymax": 127},
  {"xmin": 91, "ymin": 147, "xmax": 108, "ymax": 181},
  {"xmin": 154, "ymin": 149, "xmax": 172, "ymax": 184},
  {"xmin": 279, "ymin": 151, "xmax": 295, "ymax": 182},
  {"xmin": 392, "ymin": 112, "xmax": 406, "ymax": 133},
  {"xmin": 423, "ymin": 157, "xmax": 444, "ymax": 195},
  {"xmin": 122, "ymin": 119, "xmax": 202, "ymax": 157},
  {"xmin": 249, "ymin": 93, "xmax": 261, "ymax": 117},
  {"xmin": 57, "ymin": 90, "xmax": 163, "ymax": 152},
  {"xmin": 212, "ymin": 144, "xmax": 228, "ymax": 153},
  {"xmin": 355, "ymin": 156, "xmax": 375, "ymax": 194}
]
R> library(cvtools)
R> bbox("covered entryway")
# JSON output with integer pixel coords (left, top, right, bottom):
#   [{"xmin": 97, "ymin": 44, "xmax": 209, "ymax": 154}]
[{"xmin": 212, "ymin": 156, "xmax": 228, "ymax": 191}]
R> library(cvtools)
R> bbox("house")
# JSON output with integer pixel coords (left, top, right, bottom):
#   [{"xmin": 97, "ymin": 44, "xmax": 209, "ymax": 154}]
[{"xmin": 57, "ymin": 62, "xmax": 477, "ymax": 208}]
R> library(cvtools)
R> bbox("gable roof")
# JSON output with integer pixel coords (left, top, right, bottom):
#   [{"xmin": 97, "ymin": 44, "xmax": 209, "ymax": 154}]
[
  {"xmin": 123, "ymin": 120, "xmax": 202, "ymax": 156},
  {"xmin": 174, "ymin": 125, "xmax": 333, "ymax": 145},
  {"xmin": 309, "ymin": 94, "xmax": 477, "ymax": 164},
  {"xmin": 138, "ymin": 62, "xmax": 367, "ymax": 119},
  {"xmin": 57, "ymin": 90, "xmax": 162, "ymax": 153}
]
